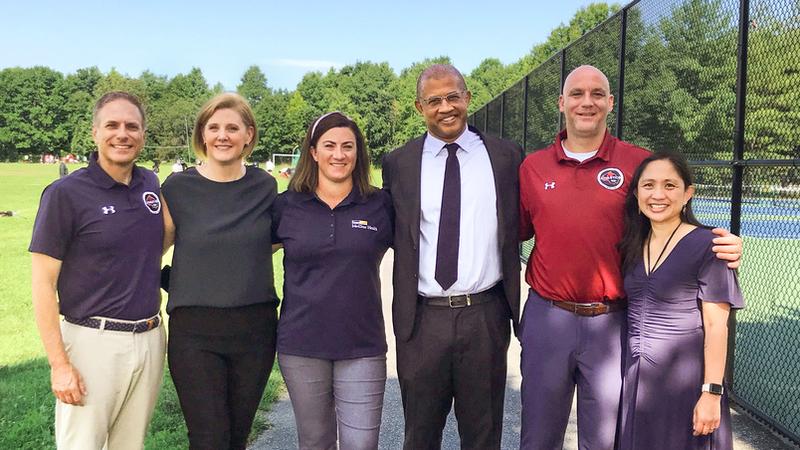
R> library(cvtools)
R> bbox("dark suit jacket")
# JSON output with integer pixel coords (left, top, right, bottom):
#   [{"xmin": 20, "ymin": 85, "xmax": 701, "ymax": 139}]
[{"xmin": 382, "ymin": 126, "xmax": 523, "ymax": 342}]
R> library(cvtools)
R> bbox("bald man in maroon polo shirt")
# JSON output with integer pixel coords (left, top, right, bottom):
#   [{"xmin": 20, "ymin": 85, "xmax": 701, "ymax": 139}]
[{"xmin": 517, "ymin": 65, "xmax": 743, "ymax": 449}]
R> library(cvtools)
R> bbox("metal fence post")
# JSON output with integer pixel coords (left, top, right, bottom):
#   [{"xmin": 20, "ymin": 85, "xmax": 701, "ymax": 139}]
[
  {"xmin": 523, "ymin": 75, "xmax": 529, "ymax": 152},
  {"xmin": 500, "ymin": 92, "xmax": 506, "ymax": 139},
  {"xmin": 726, "ymin": 0, "xmax": 750, "ymax": 387},
  {"xmin": 559, "ymin": 49, "xmax": 567, "ymax": 131},
  {"xmin": 616, "ymin": 7, "xmax": 629, "ymax": 140}
]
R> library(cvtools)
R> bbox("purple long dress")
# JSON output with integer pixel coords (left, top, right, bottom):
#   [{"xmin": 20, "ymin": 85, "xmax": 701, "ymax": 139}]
[{"xmin": 619, "ymin": 227, "xmax": 744, "ymax": 450}]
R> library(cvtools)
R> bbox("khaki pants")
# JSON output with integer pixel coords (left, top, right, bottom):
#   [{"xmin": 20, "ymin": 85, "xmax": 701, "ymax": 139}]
[{"xmin": 56, "ymin": 318, "xmax": 166, "ymax": 450}]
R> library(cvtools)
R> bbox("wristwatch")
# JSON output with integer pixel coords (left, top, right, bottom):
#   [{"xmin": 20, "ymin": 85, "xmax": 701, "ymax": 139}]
[{"xmin": 702, "ymin": 383, "xmax": 724, "ymax": 395}]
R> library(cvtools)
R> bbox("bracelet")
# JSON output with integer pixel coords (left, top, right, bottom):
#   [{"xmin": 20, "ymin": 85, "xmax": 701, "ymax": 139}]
[{"xmin": 701, "ymin": 383, "xmax": 724, "ymax": 395}]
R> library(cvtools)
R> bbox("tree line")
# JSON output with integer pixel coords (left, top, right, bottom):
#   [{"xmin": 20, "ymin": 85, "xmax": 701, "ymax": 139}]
[{"xmin": 0, "ymin": 3, "xmax": 618, "ymax": 164}]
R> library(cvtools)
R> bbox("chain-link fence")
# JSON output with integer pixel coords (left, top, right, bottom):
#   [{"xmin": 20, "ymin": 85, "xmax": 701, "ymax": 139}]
[{"xmin": 470, "ymin": 0, "xmax": 800, "ymax": 443}]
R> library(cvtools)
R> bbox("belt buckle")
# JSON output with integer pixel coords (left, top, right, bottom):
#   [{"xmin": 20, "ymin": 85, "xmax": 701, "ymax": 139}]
[
  {"xmin": 146, "ymin": 318, "xmax": 156, "ymax": 330},
  {"xmin": 448, "ymin": 293, "xmax": 471, "ymax": 308}
]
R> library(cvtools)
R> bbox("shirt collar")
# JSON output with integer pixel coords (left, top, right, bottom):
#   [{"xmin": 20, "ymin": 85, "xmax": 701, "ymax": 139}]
[
  {"xmin": 86, "ymin": 151, "xmax": 144, "ymax": 189},
  {"xmin": 554, "ymin": 129, "xmax": 613, "ymax": 163},
  {"xmin": 423, "ymin": 126, "xmax": 480, "ymax": 156},
  {"xmin": 296, "ymin": 184, "xmax": 366, "ymax": 208}
]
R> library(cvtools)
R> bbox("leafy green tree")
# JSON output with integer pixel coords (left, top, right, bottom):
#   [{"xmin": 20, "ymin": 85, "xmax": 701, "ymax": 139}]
[
  {"xmin": 237, "ymin": 65, "xmax": 271, "ymax": 109},
  {"xmin": 467, "ymin": 58, "xmax": 508, "ymax": 112},
  {"xmin": 330, "ymin": 61, "xmax": 397, "ymax": 159},
  {"xmin": 507, "ymin": 3, "xmax": 620, "ymax": 84},
  {"xmin": 93, "ymin": 68, "xmax": 146, "ymax": 101},
  {"xmin": 743, "ymin": 7, "xmax": 800, "ymax": 161},
  {"xmin": 254, "ymin": 90, "xmax": 295, "ymax": 161},
  {"xmin": 295, "ymin": 71, "xmax": 328, "ymax": 118},
  {"xmin": 285, "ymin": 91, "xmax": 315, "ymax": 148},
  {"xmin": 0, "ymin": 67, "xmax": 67, "ymax": 160},
  {"xmin": 623, "ymin": 0, "xmax": 737, "ymax": 163},
  {"xmin": 60, "ymin": 67, "xmax": 103, "ymax": 156}
]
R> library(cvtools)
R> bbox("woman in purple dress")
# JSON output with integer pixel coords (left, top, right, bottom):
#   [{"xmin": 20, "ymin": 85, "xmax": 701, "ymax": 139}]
[{"xmin": 617, "ymin": 152, "xmax": 744, "ymax": 450}]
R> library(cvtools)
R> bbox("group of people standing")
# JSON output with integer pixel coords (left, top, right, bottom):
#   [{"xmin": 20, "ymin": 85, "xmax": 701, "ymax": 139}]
[{"xmin": 30, "ymin": 63, "xmax": 743, "ymax": 450}]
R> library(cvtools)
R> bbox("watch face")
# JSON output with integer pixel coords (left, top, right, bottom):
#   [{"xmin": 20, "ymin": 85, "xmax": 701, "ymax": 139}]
[{"xmin": 703, "ymin": 383, "xmax": 724, "ymax": 395}]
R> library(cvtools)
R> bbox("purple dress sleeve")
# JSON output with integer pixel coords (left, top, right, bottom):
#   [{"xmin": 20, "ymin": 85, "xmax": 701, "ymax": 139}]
[{"xmin": 697, "ymin": 238, "xmax": 745, "ymax": 309}]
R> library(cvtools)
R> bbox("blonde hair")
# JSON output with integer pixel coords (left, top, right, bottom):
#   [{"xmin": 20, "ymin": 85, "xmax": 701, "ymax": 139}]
[{"xmin": 192, "ymin": 93, "xmax": 258, "ymax": 160}]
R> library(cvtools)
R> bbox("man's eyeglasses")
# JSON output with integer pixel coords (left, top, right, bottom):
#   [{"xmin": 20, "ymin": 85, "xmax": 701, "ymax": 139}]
[{"xmin": 419, "ymin": 91, "xmax": 467, "ymax": 108}]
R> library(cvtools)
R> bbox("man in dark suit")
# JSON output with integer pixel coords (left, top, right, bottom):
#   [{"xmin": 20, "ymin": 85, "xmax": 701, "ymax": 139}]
[{"xmin": 382, "ymin": 64, "xmax": 523, "ymax": 450}]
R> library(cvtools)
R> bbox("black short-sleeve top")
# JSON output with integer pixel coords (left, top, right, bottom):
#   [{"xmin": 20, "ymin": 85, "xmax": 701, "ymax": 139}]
[{"xmin": 162, "ymin": 166, "xmax": 278, "ymax": 312}]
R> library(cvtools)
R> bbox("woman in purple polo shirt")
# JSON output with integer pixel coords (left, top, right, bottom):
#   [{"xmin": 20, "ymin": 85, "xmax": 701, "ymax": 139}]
[
  {"xmin": 272, "ymin": 112, "xmax": 393, "ymax": 449},
  {"xmin": 161, "ymin": 93, "xmax": 279, "ymax": 450},
  {"xmin": 617, "ymin": 151, "xmax": 744, "ymax": 449}
]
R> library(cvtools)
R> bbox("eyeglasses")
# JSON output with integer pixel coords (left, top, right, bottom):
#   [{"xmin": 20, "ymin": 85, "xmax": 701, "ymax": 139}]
[{"xmin": 419, "ymin": 91, "xmax": 467, "ymax": 108}]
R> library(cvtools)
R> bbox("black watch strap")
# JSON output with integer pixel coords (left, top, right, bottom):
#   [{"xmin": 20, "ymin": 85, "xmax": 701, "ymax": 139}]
[{"xmin": 702, "ymin": 383, "xmax": 724, "ymax": 395}]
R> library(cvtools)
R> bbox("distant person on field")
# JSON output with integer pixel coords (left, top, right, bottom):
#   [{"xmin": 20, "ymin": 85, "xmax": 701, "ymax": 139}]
[
  {"xmin": 265, "ymin": 158, "xmax": 275, "ymax": 173},
  {"xmin": 172, "ymin": 159, "xmax": 183, "ymax": 173},
  {"xmin": 30, "ymin": 91, "xmax": 165, "ymax": 449},
  {"xmin": 58, "ymin": 160, "xmax": 68, "ymax": 178}
]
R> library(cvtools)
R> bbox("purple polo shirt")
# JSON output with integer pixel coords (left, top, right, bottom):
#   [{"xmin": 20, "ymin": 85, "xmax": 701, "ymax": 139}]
[
  {"xmin": 273, "ymin": 188, "xmax": 393, "ymax": 360},
  {"xmin": 29, "ymin": 152, "xmax": 163, "ymax": 320}
]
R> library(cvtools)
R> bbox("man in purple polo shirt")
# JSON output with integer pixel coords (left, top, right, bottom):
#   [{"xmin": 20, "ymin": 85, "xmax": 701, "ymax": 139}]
[{"xmin": 30, "ymin": 91, "xmax": 165, "ymax": 449}]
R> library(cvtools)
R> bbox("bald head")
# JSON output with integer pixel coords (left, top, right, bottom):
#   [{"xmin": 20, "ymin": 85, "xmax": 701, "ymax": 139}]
[
  {"xmin": 559, "ymin": 65, "xmax": 614, "ymax": 144},
  {"xmin": 562, "ymin": 65, "xmax": 610, "ymax": 96},
  {"xmin": 416, "ymin": 64, "xmax": 468, "ymax": 100}
]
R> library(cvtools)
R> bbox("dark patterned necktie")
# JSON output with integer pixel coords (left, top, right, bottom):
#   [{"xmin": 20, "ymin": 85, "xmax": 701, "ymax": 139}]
[{"xmin": 435, "ymin": 143, "xmax": 461, "ymax": 290}]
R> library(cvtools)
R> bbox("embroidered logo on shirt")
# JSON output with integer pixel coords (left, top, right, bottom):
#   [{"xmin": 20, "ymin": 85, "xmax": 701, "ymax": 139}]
[
  {"xmin": 544, "ymin": 181, "xmax": 556, "ymax": 190},
  {"xmin": 597, "ymin": 168, "xmax": 624, "ymax": 190},
  {"xmin": 351, "ymin": 219, "xmax": 378, "ymax": 231},
  {"xmin": 142, "ymin": 192, "xmax": 161, "ymax": 214},
  {"xmin": 101, "ymin": 206, "xmax": 116, "ymax": 215}
]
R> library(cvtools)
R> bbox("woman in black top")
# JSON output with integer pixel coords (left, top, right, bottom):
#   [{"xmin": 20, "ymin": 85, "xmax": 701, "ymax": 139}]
[
  {"xmin": 161, "ymin": 93, "xmax": 278, "ymax": 450},
  {"xmin": 273, "ymin": 112, "xmax": 393, "ymax": 449}
]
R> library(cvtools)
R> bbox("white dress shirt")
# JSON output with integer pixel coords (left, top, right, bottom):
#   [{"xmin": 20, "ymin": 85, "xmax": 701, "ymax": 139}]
[{"xmin": 418, "ymin": 128, "xmax": 502, "ymax": 297}]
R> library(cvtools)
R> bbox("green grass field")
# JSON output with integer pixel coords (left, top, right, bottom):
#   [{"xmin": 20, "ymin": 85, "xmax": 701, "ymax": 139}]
[{"xmin": 0, "ymin": 162, "xmax": 291, "ymax": 449}]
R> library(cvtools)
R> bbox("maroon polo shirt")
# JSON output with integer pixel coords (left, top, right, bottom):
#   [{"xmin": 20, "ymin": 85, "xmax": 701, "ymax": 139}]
[
  {"xmin": 29, "ymin": 152, "xmax": 164, "ymax": 320},
  {"xmin": 273, "ymin": 188, "xmax": 393, "ymax": 360},
  {"xmin": 519, "ymin": 130, "xmax": 650, "ymax": 302}
]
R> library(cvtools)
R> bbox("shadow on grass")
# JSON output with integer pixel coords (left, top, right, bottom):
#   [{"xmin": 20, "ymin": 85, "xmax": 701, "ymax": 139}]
[
  {"xmin": 733, "ymin": 307, "xmax": 800, "ymax": 447},
  {"xmin": 0, "ymin": 358, "xmax": 283, "ymax": 450}
]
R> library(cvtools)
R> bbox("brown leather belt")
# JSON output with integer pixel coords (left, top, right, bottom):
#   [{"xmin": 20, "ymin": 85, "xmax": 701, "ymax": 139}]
[
  {"xmin": 544, "ymin": 298, "xmax": 627, "ymax": 317},
  {"xmin": 420, "ymin": 284, "xmax": 500, "ymax": 308}
]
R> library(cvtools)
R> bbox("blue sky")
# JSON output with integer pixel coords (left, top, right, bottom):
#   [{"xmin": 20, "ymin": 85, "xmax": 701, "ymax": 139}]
[{"xmin": 2, "ymin": 0, "xmax": 600, "ymax": 91}]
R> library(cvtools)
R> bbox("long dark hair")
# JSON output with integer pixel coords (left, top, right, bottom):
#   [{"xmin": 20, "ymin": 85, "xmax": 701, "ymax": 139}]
[
  {"xmin": 288, "ymin": 111, "xmax": 375, "ymax": 196},
  {"xmin": 618, "ymin": 151, "xmax": 705, "ymax": 273}
]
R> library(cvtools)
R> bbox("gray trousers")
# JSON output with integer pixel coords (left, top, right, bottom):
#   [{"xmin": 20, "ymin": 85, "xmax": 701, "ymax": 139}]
[
  {"xmin": 278, "ymin": 353, "xmax": 387, "ymax": 450},
  {"xmin": 519, "ymin": 290, "xmax": 626, "ymax": 450}
]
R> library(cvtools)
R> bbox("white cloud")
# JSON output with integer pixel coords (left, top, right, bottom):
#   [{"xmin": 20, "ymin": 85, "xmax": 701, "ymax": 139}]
[{"xmin": 268, "ymin": 59, "xmax": 344, "ymax": 70}]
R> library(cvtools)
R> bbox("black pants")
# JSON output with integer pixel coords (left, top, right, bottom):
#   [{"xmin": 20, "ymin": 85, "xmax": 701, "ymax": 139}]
[
  {"xmin": 168, "ymin": 303, "xmax": 278, "ymax": 450},
  {"xmin": 396, "ymin": 289, "xmax": 511, "ymax": 450}
]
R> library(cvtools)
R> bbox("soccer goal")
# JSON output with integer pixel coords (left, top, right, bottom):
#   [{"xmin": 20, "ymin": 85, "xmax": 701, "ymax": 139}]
[{"xmin": 271, "ymin": 151, "xmax": 300, "ymax": 170}]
